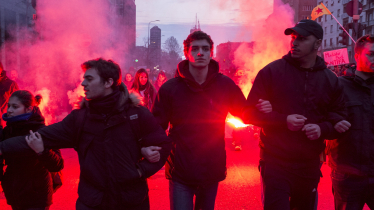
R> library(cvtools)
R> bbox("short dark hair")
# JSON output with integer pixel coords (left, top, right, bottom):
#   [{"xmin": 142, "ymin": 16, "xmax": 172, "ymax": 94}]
[
  {"xmin": 81, "ymin": 58, "xmax": 122, "ymax": 89},
  {"xmin": 183, "ymin": 31, "xmax": 214, "ymax": 57},
  {"xmin": 355, "ymin": 34, "xmax": 374, "ymax": 55},
  {"xmin": 10, "ymin": 90, "xmax": 42, "ymax": 108}
]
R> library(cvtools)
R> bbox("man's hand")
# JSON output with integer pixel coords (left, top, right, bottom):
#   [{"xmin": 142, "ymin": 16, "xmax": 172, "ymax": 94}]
[
  {"xmin": 255, "ymin": 99, "xmax": 272, "ymax": 114},
  {"xmin": 334, "ymin": 120, "xmax": 351, "ymax": 133},
  {"xmin": 287, "ymin": 114, "xmax": 307, "ymax": 131},
  {"xmin": 25, "ymin": 130, "xmax": 44, "ymax": 154},
  {"xmin": 141, "ymin": 146, "xmax": 161, "ymax": 163},
  {"xmin": 302, "ymin": 124, "xmax": 321, "ymax": 140}
]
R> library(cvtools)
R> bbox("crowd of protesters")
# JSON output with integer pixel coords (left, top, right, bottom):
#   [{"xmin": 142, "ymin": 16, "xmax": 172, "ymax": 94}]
[{"xmin": 0, "ymin": 20, "xmax": 372, "ymax": 210}]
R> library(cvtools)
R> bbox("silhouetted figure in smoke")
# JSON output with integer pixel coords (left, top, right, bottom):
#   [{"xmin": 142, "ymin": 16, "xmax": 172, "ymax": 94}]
[
  {"xmin": 327, "ymin": 34, "xmax": 374, "ymax": 210},
  {"xmin": 131, "ymin": 68, "xmax": 156, "ymax": 111},
  {"xmin": 151, "ymin": 31, "xmax": 246, "ymax": 210},
  {"xmin": 244, "ymin": 20, "xmax": 346, "ymax": 210},
  {"xmin": 123, "ymin": 72, "xmax": 134, "ymax": 89},
  {"xmin": 0, "ymin": 59, "xmax": 171, "ymax": 210},
  {"xmin": 0, "ymin": 90, "xmax": 63, "ymax": 210},
  {"xmin": 0, "ymin": 62, "xmax": 19, "ymax": 128},
  {"xmin": 153, "ymin": 70, "xmax": 167, "ymax": 92}
]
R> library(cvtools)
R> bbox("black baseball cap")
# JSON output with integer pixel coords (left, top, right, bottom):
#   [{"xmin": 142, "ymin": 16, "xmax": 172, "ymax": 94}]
[{"xmin": 285, "ymin": 19, "xmax": 323, "ymax": 40}]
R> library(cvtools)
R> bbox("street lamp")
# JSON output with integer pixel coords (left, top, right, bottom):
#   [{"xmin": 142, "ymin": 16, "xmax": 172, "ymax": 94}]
[{"xmin": 147, "ymin": 20, "xmax": 160, "ymax": 68}]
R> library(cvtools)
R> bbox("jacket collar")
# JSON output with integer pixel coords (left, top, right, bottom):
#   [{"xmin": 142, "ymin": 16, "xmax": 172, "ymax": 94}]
[
  {"xmin": 282, "ymin": 51, "xmax": 327, "ymax": 72},
  {"xmin": 175, "ymin": 59, "xmax": 220, "ymax": 92}
]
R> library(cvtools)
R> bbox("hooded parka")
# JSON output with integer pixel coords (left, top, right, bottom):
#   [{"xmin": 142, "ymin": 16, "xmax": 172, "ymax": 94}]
[
  {"xmin": 0, "ymin": 107, "xmax": 64, "ymax": 208},
  {"xmin": 0, "ymin": 84, "xmax": 172, "ymax": 209},
  {"xmin": 152, "ymin": 59, "xmax": 247, "ymax": 185},
  {"xmin": 244, "ymin": 52, "xmax": 346, "ymax": 176}
]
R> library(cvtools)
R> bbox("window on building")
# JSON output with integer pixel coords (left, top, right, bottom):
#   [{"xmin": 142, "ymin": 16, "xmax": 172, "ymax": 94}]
[
  {"xmin": 337, "ymin": 9, "xmax": 340, "ymax": 17},
  {"xmin": 325, "ymin": 1, "xmax": 328, "ymax": 6},
  {"xmin": 331, "ymin": 25, "xmax": 333, "ymax": 33},
  {"xmin": 336, "ymin": 37, "xmax": 339, "ymax": 45},
  {"xmin": 330, "ymin": 38, "xmax": 333, "ymax": 46},
  {"xmin": 324, "ymin": 39, "xmax": 327, "ymax": 47},
  {"xmin": 338, "ymin": 0, "xmax": 340, "ymax": 3},
  {"xmin": 325, "ymin": 15, "xmax": 327, "ymax": 22},
  {"xmin": 319, "ymin": 16, "xmax": 322, "ymax": 22},
  {"xmin": 331, "ymin": 12, "xmax": 334, "ymax": 20},
  {"xmin": 325, "ymin": 27, "xmax": 327, "ymax": 34},
  {"xmin": 331, "ymin": 0, "xmax": 334, "ymax": 6},
  {"xmin": 337, "ymin": 23, "xmax": 339, "ymax": 31}
]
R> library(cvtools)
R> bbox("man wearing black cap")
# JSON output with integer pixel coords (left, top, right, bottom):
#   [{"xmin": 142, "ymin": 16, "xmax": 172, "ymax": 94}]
[{"xmin": 243, "ymin": 20, "xmax": 346, "ymax": 210}]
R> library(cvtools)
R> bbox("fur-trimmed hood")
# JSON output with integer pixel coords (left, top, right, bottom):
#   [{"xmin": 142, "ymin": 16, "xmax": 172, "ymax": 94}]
[{"xmin": 79, "ymin": 83, "xmax": 141, "ymax": 110}]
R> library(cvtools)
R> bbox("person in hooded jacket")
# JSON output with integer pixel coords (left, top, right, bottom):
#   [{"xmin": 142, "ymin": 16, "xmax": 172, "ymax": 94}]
[
  {"xmin": 131, "ymin": 69, "xmax": 156, "ymax": 110},
  {"xmin": 0, "ymin": 90, "xmax": 64, "ymax": 210},
  {"xmin": 0, "ymin": 62, "xmax": 19, "ymax": 128},
  {"xmin": 0, "ymin": 58, "xmax": 171, "ymax": 210},
  {"xmin": 151, "ymin": 31, "xmax": 246, "ymax": 210},
  {"xmin": 153, "ymin": 71, "xmax": 167, "ymax": 92},
  {"xmin": 124, "ymin": 73, "xmax": 134, "ymax": 89},
  {"xmin": 244, "ymin": 20, "xmax": 346, "ymax": 210}
]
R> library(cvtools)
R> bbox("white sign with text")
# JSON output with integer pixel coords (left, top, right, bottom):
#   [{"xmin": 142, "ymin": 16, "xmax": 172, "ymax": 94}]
[{"xmin": 323, "ymin": 48, "xmax": 350, "ymax": 66}]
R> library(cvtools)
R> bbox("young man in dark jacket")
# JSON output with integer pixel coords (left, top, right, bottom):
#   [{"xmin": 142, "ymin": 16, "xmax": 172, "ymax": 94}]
[
  {"xmin": 244, "ymin": 20, "xmax": 346, "ymax": 210},
  {"xmin": 0, "ymin": 58, "xmax": 172, "ymax": 210},
  {"xmin": 0, "ymin": 61, "xmax": 19, "ymax": 128},
  {"xmin": 327, "ymin": 34, "xmax": 374, "ymax": 210},
  {"xmin": 152, "ymin": 31, "xmax": 247, "ymax": 210}
]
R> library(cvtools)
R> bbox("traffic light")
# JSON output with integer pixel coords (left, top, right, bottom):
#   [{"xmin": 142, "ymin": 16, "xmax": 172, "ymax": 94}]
[{"xmin": 338, "ymin": 23, "xmax": 352, "ymax": 46}]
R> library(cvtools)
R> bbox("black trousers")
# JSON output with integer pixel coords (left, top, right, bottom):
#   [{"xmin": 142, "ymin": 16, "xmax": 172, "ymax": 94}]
[{"xmin": 260, "ymin": 161, "xmax": 320, "ymax": 210}]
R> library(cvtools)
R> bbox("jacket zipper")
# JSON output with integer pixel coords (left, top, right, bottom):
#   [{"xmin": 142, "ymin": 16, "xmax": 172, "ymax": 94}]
[{"xmin": 304, "ymin": 71, "xmax": 309, "ymax": 116}]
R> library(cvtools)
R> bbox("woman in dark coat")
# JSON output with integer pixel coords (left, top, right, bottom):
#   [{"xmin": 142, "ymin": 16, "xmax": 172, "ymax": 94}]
[
  {"xmin": 153, "ymin": 71, "xmax": 167, "ymax": 92},
  {"xmin": 123, "ymin": 72, "xmax": 134, "ymax": 89},
  {"xmin": 0, "ymin": 90, "xmax": 64, "ymax": 210},
  {"xmin": 131, "ymin": 68, "xmax": 156, "ymax": 110}
]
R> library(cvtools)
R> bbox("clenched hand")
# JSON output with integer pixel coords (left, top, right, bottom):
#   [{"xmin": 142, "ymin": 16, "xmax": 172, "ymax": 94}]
[{"xmin": 287, "ymin": 114, "xmax": 307, "ymax": 131}]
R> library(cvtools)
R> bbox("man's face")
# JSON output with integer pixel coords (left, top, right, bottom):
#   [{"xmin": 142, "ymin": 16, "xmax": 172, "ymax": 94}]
[
  {"xmin": 290, "ymin": 32, "xmax": 319, "ymax": 59},
  {"xmin": 355, "ymin": 42, "xmax": 374, "ymax": 73},
  {"xmin": 81, "ymin": 68, "xmax": 110, "ymax": 100},
  {"xmin": 10, "ymin": 70, "xmax": 18, "ymax": 80},
  {"xmin": 186, "ymin": 39, "xmax": 212, "ymax": 68}
]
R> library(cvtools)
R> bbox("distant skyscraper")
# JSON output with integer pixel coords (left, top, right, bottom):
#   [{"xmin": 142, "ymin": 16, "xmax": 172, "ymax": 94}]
[{"xmin": 149, "ymin": 26, "xmax": 161, "ymax": 68}]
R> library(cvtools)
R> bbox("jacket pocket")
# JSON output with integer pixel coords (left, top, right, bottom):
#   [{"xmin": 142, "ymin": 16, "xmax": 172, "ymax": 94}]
[{"xmin": 345, "ymin": 101, "xmax": 362, "ymax": 129}]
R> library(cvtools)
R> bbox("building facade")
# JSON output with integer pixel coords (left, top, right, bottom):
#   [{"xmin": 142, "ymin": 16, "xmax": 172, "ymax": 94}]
[
  {"xmin": 0, "ymin": 0, "xmax": 35, "ymax": 70},
  {"xmin": 316, "ymin": 0, "xmax": 367, "ymax": 62},
  {"xmin": 280, "ymin": 0, "xmax": 318, "ymax": 22},
  {"xmin": 108, "ymin": 0, "xmax": 136, "ymax": 68}
]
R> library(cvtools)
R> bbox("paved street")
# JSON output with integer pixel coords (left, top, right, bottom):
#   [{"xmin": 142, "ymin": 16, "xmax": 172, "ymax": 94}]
[{"xmin": 0, "ymin": 131, "xmax": 370, "ymax": 210}]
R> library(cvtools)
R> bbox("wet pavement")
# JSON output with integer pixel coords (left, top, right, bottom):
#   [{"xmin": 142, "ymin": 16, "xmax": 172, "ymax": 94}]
[{"xmin": 0, "ymin": 132, "xmax": 370, "ymax": 210}]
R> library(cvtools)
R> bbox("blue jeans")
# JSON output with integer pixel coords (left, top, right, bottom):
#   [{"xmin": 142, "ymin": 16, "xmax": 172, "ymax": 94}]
[
  {"xmin": 331, "ymin": 170, "xmax": 374, "ymax": 210},
  {"xmin": 169, "ymin": 180, "xmax": 219, "ymax": 210}
]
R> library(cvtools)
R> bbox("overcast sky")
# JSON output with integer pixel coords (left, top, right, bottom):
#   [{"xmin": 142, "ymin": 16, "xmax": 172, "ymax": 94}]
[{"xmin": 135, "ymin": 0, "xmax": 274, "ymax": 51}]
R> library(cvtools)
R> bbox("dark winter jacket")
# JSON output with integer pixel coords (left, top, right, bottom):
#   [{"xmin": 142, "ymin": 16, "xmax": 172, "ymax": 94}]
[
  {"xmin": 0, "ymin": 70, "xmax": 19, "ymax": 127},
  {"xmin": 0, "ymin": 107, "xmax": 63, "ymax": 208},
  {"xmin": 327, "ymin": 75, "xmax": 374, "ymax": 176},
  {"xmin": 0, "ymin": 84, "xmax": 171, "ymax": 209},
  {"xmin": 244, "ymin": 52, "xmax": 346, "ymax": 175},
  {"xmin": 152, "ymin": 59, "xmax": 246, "ymax": 185}
]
